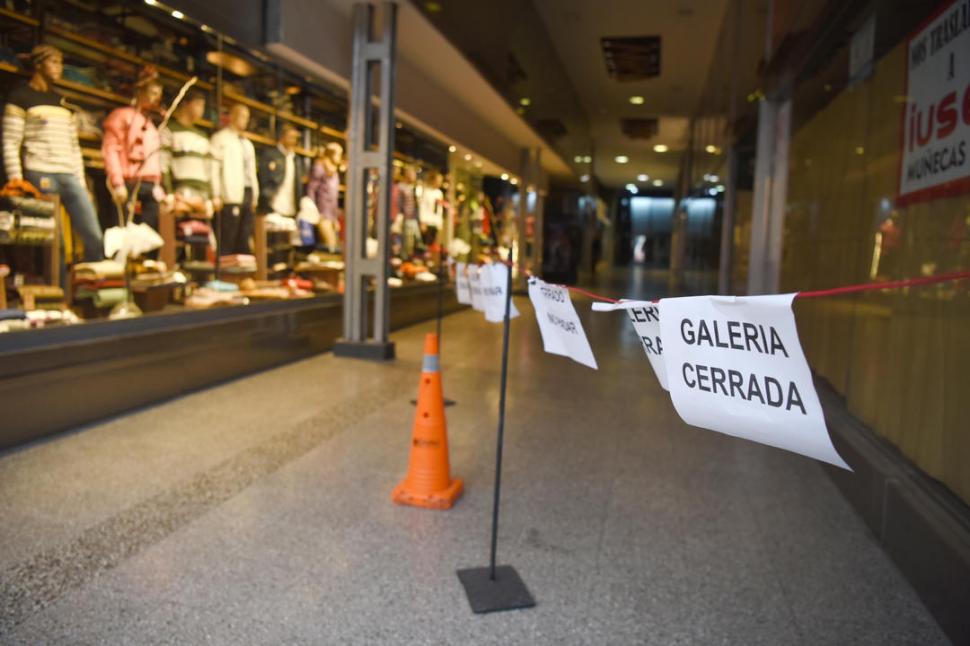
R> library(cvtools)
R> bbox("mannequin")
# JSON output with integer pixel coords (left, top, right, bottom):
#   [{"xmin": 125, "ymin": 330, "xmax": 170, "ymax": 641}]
[
  {"xmin": 306, "ymin": 141, "xmax": 342, "ymax": 251},
  {"xmin": 210, "ymin": 104, "xmax": 259, "ymax": 254},
  {"xmin": 417, "ymin": 170, "xmax": 444, "ymax": 247},
  {"xmin": 2, "ymin": 45, "xmax": 103, "ymax": 261},
  {"xmin": 102, "ymin": 66, "xmax": 164, "ymax": 240},
  {"xmin": 398, "ymin": 165, "xmax": 420, "ymax": 257},
  {"xmin": 159, "ymin": 89, "xmax": 217, "ymax": 216},
  {"xmin": 258, "ymin": 123, "xmax": 302, "ymax": 218}
]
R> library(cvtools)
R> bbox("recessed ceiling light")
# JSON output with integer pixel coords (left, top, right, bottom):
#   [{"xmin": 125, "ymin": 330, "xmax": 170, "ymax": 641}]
[
  {"xmin": 200, "ymin": 24, "xmax": 213, "ymax": 33},
  {"xmin": 510, "ymin": 178, "xmax": 518, "ymax": 185},
  {"xmin": 583, "ymin": 155, "xmax": 592, "ymax": 163},
  {"xmin": 708, "ymin": 188, "xmax": 718, "ymax": 196},
  {"xmin": 574, "ymin": 155, "xmax": 583, "ymax": 163},
  {"xmin": 580, "ymin": 174, "xmax": 590, "ymax": 182},
  {"xmin": 705, "ymin": 144, "xmax": 717, "ymax": 154},
  {"xmin": 653, "ymin": 179, "xmax": 663, "ymax": 186},
  {"xmin": 501, "ymin": 173, "xmax": 509, "ymax": 180},
  {"xmin": 708, "ymin": 174, "xmax": 719, "ymax": 182},
  {"xmin": 653, "ymin": 144, "xmax": 668, "ymax": 153},
  {"xmin": 448, "ymin": 145, "xmax": 457, "ymax": 153},
  {"xmin": 716, "ymin": 185, "xmax": 725, "ymax": 192},
  {"xmin": 520, "ymin": 97, "xmax": 531, "ymax": 107},
  {"xmin": 475, "ymin": 161, "xmax": 483, "ymax": 168},
  {"xmin": 637, "ymin": 173, "xmax": 649, "ymax": 181},
  {"xmin": 144, "ymin": 0, "xmax": 157, "ymax": 5},
  {"xmin": 615, "ymin": 155, "xmax": 629, "ymax": 164},
  {"xmin": 464, "ymin": 154, "xmax": 472, "ymax": 161},
  {"xmin": 855, "ymin": 146, "xmax": 865, "ymax": 155},
  {"xmin": 625, "ymin": 183, "xmax": 638, "ymax": 193},
  {"xmin": 171, "ymin": 10, "xmax": 184, "ymax": 19},
  {"xmin": 629, "ymin": 96, "xmax": 645, "ymax": 105}
]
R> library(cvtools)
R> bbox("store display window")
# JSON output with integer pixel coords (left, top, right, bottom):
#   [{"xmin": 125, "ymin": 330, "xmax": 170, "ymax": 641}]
[{"xmin": 0, "ymin": 0, "xmax": 460, "ymax": 335}]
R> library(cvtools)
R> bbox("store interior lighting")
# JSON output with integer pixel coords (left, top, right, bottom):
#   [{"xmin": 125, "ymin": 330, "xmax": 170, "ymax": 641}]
[
  {"xmin": 614, "ymin": 155, "xmax": 629, "ymax": 164},
  {"xmin": 653, "ymin": 144, "xmax": 668, "ymax": 153}
]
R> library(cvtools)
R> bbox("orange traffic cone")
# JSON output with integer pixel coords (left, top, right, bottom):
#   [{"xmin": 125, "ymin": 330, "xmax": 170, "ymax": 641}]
[{"xmin": 392, "ymin": 333, "xmax": 464, "ymax": 509}]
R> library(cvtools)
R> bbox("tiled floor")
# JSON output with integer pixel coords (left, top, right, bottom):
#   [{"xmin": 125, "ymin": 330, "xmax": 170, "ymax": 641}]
[{"xmin": 0, "ymin": 272, "xmax": 949, "ymax": 644}]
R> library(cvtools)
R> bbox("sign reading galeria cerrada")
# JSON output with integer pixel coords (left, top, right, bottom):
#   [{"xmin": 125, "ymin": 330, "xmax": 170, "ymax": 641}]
[{"xmin": 898, "ymin": 0, "xmax": 970, "ymax": 204}]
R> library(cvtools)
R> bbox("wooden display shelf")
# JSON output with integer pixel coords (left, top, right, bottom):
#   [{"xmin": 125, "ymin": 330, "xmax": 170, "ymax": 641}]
[
  {"xmin": 2, "ymin": 7, "xmax": 349, "ymax": 147},
  {"xmin": 0, "ymin": 7, "xmax": 38, "ymax": 26}
]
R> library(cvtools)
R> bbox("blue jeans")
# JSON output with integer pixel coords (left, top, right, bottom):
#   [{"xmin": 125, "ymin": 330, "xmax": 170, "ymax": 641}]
[{"xmin": 25, "ymin": 171, "xmax": 104, "ymax": 262}]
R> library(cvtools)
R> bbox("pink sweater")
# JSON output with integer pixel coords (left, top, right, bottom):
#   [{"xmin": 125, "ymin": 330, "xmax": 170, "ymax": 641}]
[{"xmin": 102, "ymin": 106, "xmax": 161, "ymax": 188}]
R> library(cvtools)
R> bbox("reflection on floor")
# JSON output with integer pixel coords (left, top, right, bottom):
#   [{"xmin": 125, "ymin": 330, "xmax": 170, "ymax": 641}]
[{"xmin": 0, "ymin": 267, "xmax": 947, "ymax": 644}]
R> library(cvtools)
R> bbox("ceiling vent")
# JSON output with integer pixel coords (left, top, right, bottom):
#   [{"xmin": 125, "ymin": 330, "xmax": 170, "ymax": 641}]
[
  {"xmin": 620, "ymin": 117, "xmax": 659, "ymax": 140},
  {"xmin": 601, "ymin": 36, "xmax": 661, "ymax": 81}
]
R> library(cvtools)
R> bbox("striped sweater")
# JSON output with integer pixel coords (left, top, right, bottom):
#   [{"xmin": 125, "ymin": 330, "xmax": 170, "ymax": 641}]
[
  {"xmin": 159, "ymin": 120, "xmax": 213, "ymax": 197},
  {"xmin": 2, "ymin": 83, "xmax": 85, "ymax": 181}
]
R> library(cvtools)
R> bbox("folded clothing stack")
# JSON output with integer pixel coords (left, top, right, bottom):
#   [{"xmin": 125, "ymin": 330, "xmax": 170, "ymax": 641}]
[
  {"xmin": 178, "ymin": 219, "xmax": 213, "ymax": 245},
  {"xmin": 17, "ymin": 285, "xmax": 65, "ymax": 311},
  {"xmin": 263, "ymin": 213, "xmax": 297, "ymax": 233},
  {"xmin": 72, "ymin": 260, "xmax": 127, "ymax": 311},
  {"xmin": 0, "ymin": 307, "xmax": 78, "ymax": 333},
  {"xmin": 185, "ymin": 287, "xmax": 249, "ymax": 309},
  {"xmin": 219, "ymin": 254, "xmax": 257, "ymax": 272},
  {"xmin": 0, "ymin": 194, "xmax": 57, "ymax": 244},
  {"xmin": 73, "ymin": 260, "xmax": 125, "ymax": 282}
]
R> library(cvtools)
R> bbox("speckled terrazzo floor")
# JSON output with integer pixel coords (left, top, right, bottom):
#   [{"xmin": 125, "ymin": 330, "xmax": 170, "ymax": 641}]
[{"xmin": 0, "ymin": 276, "xmax": 950, "ymax": 645}]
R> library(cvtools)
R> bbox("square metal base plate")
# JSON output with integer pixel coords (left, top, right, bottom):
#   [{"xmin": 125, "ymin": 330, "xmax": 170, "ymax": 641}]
[
  {"xmin": 456, "ymin": 565, "xmax": 536, "ymax": 614},
  {"xmin": 332, "ymin": 339, "xmax": 395, "ymax": 361}
]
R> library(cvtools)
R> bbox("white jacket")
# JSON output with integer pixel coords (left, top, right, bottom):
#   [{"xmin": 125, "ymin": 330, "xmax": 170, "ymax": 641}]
[{"xmin": 210, "ymin": 127, "xmax": 259, "ymax": 205}]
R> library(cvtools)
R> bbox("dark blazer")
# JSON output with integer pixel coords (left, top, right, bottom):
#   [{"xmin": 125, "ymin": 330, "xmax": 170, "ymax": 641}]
[{"xmin": 257, "ymin": 145, "xmax": 303, "ymax": 214}]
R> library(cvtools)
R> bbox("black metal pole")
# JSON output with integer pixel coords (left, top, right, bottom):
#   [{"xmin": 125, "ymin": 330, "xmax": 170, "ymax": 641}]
[
  {"xmin": 436, "ymin": 256, "xmax": 444, "ymax": 345},
  {"xmin": 488, "ymin": 247, "xmax": 514, "ymax": 580}
]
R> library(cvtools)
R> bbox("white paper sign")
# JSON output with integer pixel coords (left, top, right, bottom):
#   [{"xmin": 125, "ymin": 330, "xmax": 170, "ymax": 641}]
[
  {"xmin": 659, "ymin": 294, "xmax": 850, "ymax": 469},
  {"xmin": 481, "ymin": 263, "xmax": 519, "ymax": 323},
  {"xmin": 467, "ymin": 264, "xmax": 485, "ymax": 312},
  {"xmin": 455, "ymin": 261, "xmax": 471, "ymax": 305},
  {"xmin": 899, "ymin": 0, "xmax": 970, "ymax": 205},
  {"xmin": 528, "ymin": 279, "xmax": 598, "ymax": 369},
  {"xmin": 591, "ymin": 300, "xmax": 667, "ymax": 389}
]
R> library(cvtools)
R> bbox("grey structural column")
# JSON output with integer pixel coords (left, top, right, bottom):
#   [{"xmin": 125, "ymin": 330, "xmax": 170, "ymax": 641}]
[
  {"xmin": 333, "ymin": 2, "xmax": 398, "ymax": 361},
  {"xmin": 746, "ymin": 97, "xmax": 791, "ymax": 295},
  {"xmin": 717, "ymin": 0, "xmax": 743, "ymax": 295},
  {"xmin": 746, "ymin": 0, "xmax": 791, "ymax": 296}
]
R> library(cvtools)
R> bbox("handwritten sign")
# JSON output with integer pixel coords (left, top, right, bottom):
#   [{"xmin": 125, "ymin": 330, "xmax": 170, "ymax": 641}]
[{"xmin": 529, "ymin": 279, "xmax": 597, "ymax": 369}]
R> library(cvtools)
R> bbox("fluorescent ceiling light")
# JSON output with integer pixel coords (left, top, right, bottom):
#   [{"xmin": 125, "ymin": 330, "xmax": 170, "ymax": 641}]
[
  {"xmin": 614, "ymin": 155, "xmax": 629, "ymax": 164},
  {"xmin": 653, "ymin": 144, "xmax": 668, "ymax": 153}
]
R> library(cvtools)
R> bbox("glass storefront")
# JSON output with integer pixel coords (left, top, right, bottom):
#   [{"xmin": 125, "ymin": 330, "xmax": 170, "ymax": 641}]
[{"xmin": 0, "ymin": 0, "xmax": 518, "ymax": 334}]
